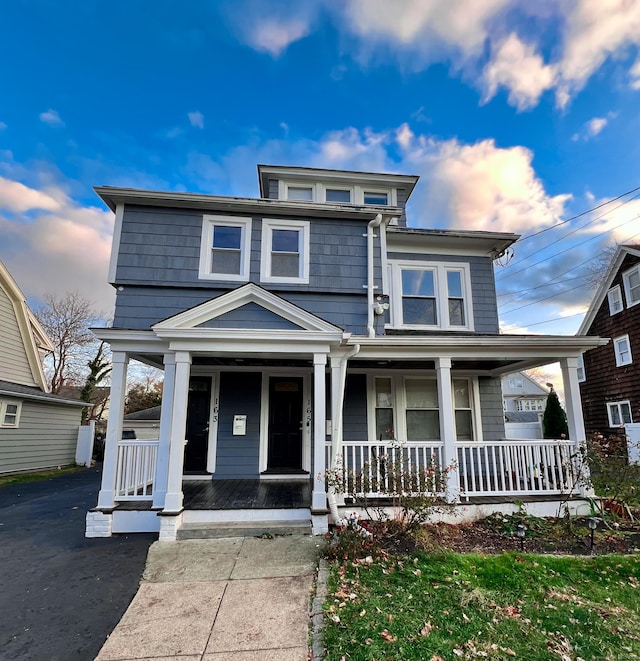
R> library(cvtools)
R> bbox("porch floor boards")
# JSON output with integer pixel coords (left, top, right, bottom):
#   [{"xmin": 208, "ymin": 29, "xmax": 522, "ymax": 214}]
[{"xmin": 182, "ymin": 479, "xmax": 312, "ymax": 510}]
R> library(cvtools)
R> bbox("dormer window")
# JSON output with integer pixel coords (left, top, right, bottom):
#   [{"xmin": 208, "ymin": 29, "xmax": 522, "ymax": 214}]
[
  {"xmin": 325, "ymin": 188, "xmax": 351, "ymax": 203},
  {"xmin": 364, "ymin": 191, "xmax": 388, "ymax": 205},
  {"xmin": 286, "ymin": 185, "xmax": 313, "ymax": 201}
]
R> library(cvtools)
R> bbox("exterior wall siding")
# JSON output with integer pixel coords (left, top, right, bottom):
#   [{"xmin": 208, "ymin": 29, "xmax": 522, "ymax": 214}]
[
  {"xmin": 580, "ymin": 252, "xmax": 640, "ymax": 434},
  {"xmin": 0, "ymin": 285, "xmax": 35, "ymax": 386},
  {"xmin": 197, "ymin": 303, "xmax": 302, "ymax": 330},
  {"xmin": 479, "ymin": 376, "xmax": 506, "ymax": 441},
  {"xmin": 0, "ymin": 398, "xmax": 82, "ymax": 474},
  {"xmin": 386, "ymin": 252, "xmax": 500, "ymax": 333},
  {"xmin": 213, "ymin": 372, "xmax": 262, "ymax": 478}
]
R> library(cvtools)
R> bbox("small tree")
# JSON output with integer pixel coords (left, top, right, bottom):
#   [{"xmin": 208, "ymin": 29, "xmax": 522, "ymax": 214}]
[
  {"xmin": 125, "ymin": 380, "xmax": 163, "ymax": 414},
  {"xmin": 79, "ymin": 341, "xmax": 111, "ymax": 423},
  {"xmin": 542, "ymin": 386, "xmax": 569, "ymax": 439},
  {"xmin": 36, "ymin": 292, "xmax": 102, "ymax": 393}
]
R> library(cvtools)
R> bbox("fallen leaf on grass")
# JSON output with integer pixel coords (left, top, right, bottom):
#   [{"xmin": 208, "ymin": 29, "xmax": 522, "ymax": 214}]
[
  {"xmin": 380, "ymin": 629, "xmax": 397, "ymax": 643},
  {"xmin": 429, "ymin": 656, "xmax": 444, "ymax": 661},
  {"xmin": 503, "ymin": 605, "xmax": 521, "ymax": 618},
  {"xmin": 419, "ymin": 621, "xmax": 434, "ymax": 636}
]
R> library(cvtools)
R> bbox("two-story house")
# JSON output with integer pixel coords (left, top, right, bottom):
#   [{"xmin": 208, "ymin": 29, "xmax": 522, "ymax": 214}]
[
  {"xmin": 501, "ymin": 371, "xmax": 549, "ymax": 440},
  {"xmin": 578, "ymin": 245, "xmax": 640, "ymax": 457},
  {"xmin": 0, "ymin": 261, "xmax": 86, "ymax": 474},
  {"xmin": 86, "ymin": 165, "xmax": 606, "ymax": 540}
]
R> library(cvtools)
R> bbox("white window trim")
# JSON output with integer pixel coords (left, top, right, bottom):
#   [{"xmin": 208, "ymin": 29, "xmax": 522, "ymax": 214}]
[
  {"xmin": 606, "ymin": 400, "xmax": 633, "ymax": 427},
  {"xmin": 366, "ymin": 374, "xmax": 482, "ymax": 443},
  {"xmin": 388, "ymin": 260, "xmax": 475, "ymax": 331},
  {"xmin": 0, "ymin": 399, "xmax": 22, "ymax": 428},
  {"xmin": 614, "ymin": 334, "xmax": 633, "ymax": 367},
  {"xmin": 198, "ymin": 215, "xmax": 252, "ymax": 282},
  {"xmin": 577, "ymin": 352, "xmax": 586, "ymax": 383},
  {"xmin": 607, "ymin": 285, "xmax": 624, "ymax": 315},
  {"xmin": 278, "ymin": 179, "xmax": 395, "ymax": 206},
  {"xmin": 622, "ymin": 264, "xmax": 640, "ymax": 308},
  {"xmin": 260, "ymin": 218, "xmax": 310, "ymax": 284}
]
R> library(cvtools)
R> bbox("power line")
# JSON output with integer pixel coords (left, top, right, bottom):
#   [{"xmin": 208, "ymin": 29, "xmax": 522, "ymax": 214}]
[
  {"xmin": 500, "ymin": 281, "xmax": 588, "ymax": 316},
  {"xmin": 503, "ymin": 310, "xmax": 587, "ymax": 331},
  {"xmin": 517, "ymin": 185, "xmax": 640, "ymax": 242}
]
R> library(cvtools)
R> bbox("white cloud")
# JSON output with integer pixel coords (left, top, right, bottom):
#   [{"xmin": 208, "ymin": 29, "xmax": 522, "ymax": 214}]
[
  {"xmin": 483, "ymin": 34, "xmax": 557, "ymax": 110},
  {"xmin": 342, "ymin": 0, "xmax": 509, "ymax": 55},
  {"xmin": 586, "ymin": 117, "xmax": 608, "ymax": 137},
  {"xmin": 0, "ymin": 177, "xmax": 61, "ymax": 213},
  {"xmin": 0, "ymin": 122, "xmax": 6, "ymax": 131},
  {"xmin": 188, "ymin": 111, "xmax": 204, "ymax": 129},
  {"xmin": 39, "ymin": 109, "xmax": 64, "ymax": 127},
  {"xmin": 630, "ymin": 54, "xmax": 640, "ymax": 89},
  {"xmin": 0, "ymin": 169, "xmax": 115, "ymax": 310},
  {"xmin": 246, "ymin": 17, "xmax": 311, "ymax": 56}
]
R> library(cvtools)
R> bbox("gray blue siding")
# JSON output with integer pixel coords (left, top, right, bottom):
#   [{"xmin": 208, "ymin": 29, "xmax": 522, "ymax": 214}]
[
  {"xmin": 214, "ymin": 372, "xmax": 262, "ymax": 478},
  {"xmin": 197, "ymin": 303, "xmax": 302, "ymax": 330},
  {"xmin": 479, "ymin": 376, "xmax": 506, "ymax": 441}
]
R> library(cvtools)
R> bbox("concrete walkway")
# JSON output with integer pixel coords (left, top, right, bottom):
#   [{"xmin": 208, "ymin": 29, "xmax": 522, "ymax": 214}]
[{"xmin": 95, "ymin": 535, "xmax": 321, "ymax": 661}]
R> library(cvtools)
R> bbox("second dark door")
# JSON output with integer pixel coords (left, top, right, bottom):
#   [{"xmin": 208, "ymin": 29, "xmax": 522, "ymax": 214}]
[{"xmin": 267, "ymin": 377, "xmax": 303, "ymax": 471}]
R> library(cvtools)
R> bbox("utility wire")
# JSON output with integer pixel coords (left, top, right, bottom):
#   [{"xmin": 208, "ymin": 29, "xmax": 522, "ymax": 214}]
[
  {"xmin": 517, "ymin": 185, "xmax": 640, "ymax": 242},
  {"xmin": 500, "ymin": 282, "xmax": 588, "ymax": 316},
  {"xmin": 504, "ymin": 310, "xmax": 587, "ymax": 331}
]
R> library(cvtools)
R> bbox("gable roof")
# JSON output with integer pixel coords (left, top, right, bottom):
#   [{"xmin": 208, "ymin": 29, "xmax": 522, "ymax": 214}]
[
  {"xmin": 153, "ymin": 283, "xmax": 345, "ymax": 334},
  {"xmin": 502, "ymin": 371, "xmax": 548, "ymax": 397},
  {"xmin": 578, "ymin": 244, "xmax": 640, "ymax": 335},
  {"xmin": 0, "ymin": 261, "xmax": 53, "ymax": 391}
]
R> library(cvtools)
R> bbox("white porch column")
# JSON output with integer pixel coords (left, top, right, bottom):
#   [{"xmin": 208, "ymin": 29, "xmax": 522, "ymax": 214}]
[
  {"xmin": 560, "ymin": 356, "xmax": 593, "ymax": 497},
  {"xmin": 163, "ymin": 351, "xmax": 192, "ymax": 513},
  {"xmin": 152, "ymin": 353, "xmax": 176, "ymax": 509},
  {"xmin": 435, "ymin": 357, "xmax": 459, "ymax": 501},
  {"xmin": 97, "ymin": 352, "xmax": 129, "ymax": 509},
  {"xmin": 330, "ymin": 355, "xmax": 343, "ymax": 461},
  {"xmin": 312, "ymin": 353, "xmax": 328, "ymax": 511}
]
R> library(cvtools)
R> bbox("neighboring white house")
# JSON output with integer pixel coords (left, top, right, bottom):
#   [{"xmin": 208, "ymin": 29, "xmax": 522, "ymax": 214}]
[
  {"xmin": 502, "ymin": 372, "xmax": 548, "ymax": 439},
  {"xmin": 0, "ymin": 261, "xmax": 86, "ymax": 475}
]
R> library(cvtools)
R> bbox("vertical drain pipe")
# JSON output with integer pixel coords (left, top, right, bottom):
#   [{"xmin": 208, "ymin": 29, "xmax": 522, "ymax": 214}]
[{"xmin": 366, "ymin": 214, "xmax": 383, "ymax": 338}]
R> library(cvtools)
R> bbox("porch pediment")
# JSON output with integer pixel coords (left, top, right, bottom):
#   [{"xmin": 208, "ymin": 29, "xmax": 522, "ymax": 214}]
[{"xmin": 152, "ymin": 283, "xmax": 344, "ymax": 335}]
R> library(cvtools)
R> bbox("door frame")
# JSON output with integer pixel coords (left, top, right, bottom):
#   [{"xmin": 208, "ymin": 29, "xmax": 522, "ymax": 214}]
[
  {"xmin": 182, "ymin": 371, "xmax": 220, "ymax": 476},
  {"xmin": 259, "ymin": 371, "xmax": 311, "ymax": 475}
]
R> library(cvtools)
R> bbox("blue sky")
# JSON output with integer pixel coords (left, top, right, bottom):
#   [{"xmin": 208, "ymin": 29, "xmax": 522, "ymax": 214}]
[{"xmin": 2, "ymin": 0, "xmax": 640, "ymax": 344}]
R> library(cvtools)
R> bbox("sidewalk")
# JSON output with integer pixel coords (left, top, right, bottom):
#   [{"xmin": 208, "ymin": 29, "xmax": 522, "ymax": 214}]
[{"xmin": 95, "ymin": 535, "xmax": 321, "ymax": 661}]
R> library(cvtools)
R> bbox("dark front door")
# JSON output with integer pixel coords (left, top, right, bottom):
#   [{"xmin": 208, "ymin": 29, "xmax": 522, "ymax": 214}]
[
  {"xmin": 184, "ymin": 376, "xmax": 211, "ymax": 472},
  {"xmin": 267, "ymin": 377, "xmax": 303, "ymax": 471}
]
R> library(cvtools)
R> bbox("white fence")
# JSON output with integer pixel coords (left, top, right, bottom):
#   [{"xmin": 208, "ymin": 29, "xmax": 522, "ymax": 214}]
[
  {"xmin": 115, "ymin": 439, "xmax": 158, "ymax": 501},
  {"xmin": 326, "ymin": 438, "xmax": 582, "ymax": 500}
]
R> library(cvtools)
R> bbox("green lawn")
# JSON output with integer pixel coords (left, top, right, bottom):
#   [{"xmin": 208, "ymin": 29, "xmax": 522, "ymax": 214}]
[
  {"xmin": 0, "ymin": 465, "xmax": 84, "ymax": 488},
  {"xmin": 324, "ymin": 551, "xmax": 640, "ymax": 660}
]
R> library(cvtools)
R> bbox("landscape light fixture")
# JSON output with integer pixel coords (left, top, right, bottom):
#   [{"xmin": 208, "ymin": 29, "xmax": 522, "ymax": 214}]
[
  {"xmin": 588, "ymin": 517, "xmax": 598, "ymax": 551},
  {"xmin": 516, "ymin": 523, "xmax": 526, "ymax": 551}
]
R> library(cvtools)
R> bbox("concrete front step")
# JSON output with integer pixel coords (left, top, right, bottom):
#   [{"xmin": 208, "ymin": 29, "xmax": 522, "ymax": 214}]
[{"xmin": 176, "ymin": 519, "xmax": 312, "ymax": 540}]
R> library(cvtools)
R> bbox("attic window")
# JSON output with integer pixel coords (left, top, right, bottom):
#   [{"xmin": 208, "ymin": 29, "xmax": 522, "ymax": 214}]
[
  {"xmin": 607, "ymin": 285, "xmax": 623, "ymax": 315},
  {"xmin": 287, "ymin": 186, "xmax": 313, "ymax": 201},
  {"xmin": 325, "ymin": 188, "xmax": 351, "ymax": 203},
  {"xmin": 364, "ymin": 191, "xmax": 388, "ymax": 205},
  {"xmin": 0, "ymin": 400, "xmax": 21, "ymax": 428},
  {"xmin": 623, "ymin": 265, "xmax": 640, "ymax": 307}
]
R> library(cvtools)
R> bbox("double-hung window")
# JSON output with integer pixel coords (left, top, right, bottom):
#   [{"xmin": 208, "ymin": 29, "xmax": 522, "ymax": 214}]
[
  {"xmin": 608, "ymin": 285, "xmax": 623, "ymax": 315},
  {"xmin": 614, "ymin": 335, "xmax": 632, "ymax": 366},
  {"xmin": 623, "ymin": 265, "xmax": 640, "ymax": 307},
  {"xmin": 0, "ymin": 400, "xmax": 21, "ymax": 428},
  {"xmin": 199, "ymin": 215, "xmax": 251, "ymax": 281},
  {"xmin": 405, "ymin": 379, "xmax": 440, "ymax": 441},
  {"xmin": 260, "ymin": 219, "xmax": 310, "ymax": 284},
  {"xmin": 607, "ymin": 401, "xmax": 632, "ymax": 427},
  {"xmin": 390, "ymin": 261, "xmax": 473, "ymax": 330}
]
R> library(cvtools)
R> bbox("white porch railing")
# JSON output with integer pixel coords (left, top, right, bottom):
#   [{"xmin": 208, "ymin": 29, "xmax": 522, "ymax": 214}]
[
  {"xmin": 457, "ymin": 439, "xmax": 582, "ymax": 500},
  {"xmin": 326, "ymin": 438, "xmax": 583, "ymax": 500},
  {"xmin": 115, "ymin": 439, "xmax": 159, "ymax": 501}
]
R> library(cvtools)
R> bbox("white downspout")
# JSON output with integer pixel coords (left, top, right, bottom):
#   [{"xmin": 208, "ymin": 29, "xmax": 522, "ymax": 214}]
[
  {"xmin": 328, "ymin": 343, "xmax": 360, "ymax": 523},
  {"xmin": 366, "ymin": 214, "xmax": 383, "ymax": 338}
]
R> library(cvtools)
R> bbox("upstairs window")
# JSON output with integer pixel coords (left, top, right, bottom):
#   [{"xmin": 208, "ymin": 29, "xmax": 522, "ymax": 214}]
[
  {"xmin": 607, "ymin": 285, "xmax": 623, "ymax": 315},
  {"xmin": 516, "ymin": 398, "xmax": 545, "ymax": 412},
  {"xmin": 260, "ymin": 219, "xmax": 310, "ymax": 284},
  {"xmin": 623, "ymin": 265, "xmax": 640, "ymax": 307},
  {"xmin": 199, "ymin": 215, "xmax": 251, "ymax": 282},
  {"xmin": 390, "ymin": 261, "xmax": 473, "ymax": 330},
  {"xmin": 363, "ymin": 190, "xmax": 388, "ymax": 205},
  {"xmin": 325, "ymin": 188, "xmax": 351, "ymax": 203},
  {"xmin": 0, "ymin": 400, "xmax": 21, "ymax": 428},
  {"xmin": 577, "ymin": 353, "xmax": 586, "ymax": 382},
  {"xmin": 286, "ymin": 185, "xmax": 313, "ymax": 201},
  {"xmin": 614, "ymin": 334, "xmax": 632, "ymax": 366},
  {"xmin": 607, "ymin": 400, "xmax": 632, "ymax": 427}
]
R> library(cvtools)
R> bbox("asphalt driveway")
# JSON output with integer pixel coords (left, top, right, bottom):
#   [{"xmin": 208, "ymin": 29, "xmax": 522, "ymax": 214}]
[{"xmin": 0, "ymin": 466, "xmax": 155, "ymax": 661}]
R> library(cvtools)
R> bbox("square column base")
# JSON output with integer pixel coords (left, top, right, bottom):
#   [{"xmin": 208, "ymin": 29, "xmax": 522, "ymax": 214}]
[{"xmin": 86, "ymin": 511, "xmax": 113, "ymax": 538}]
